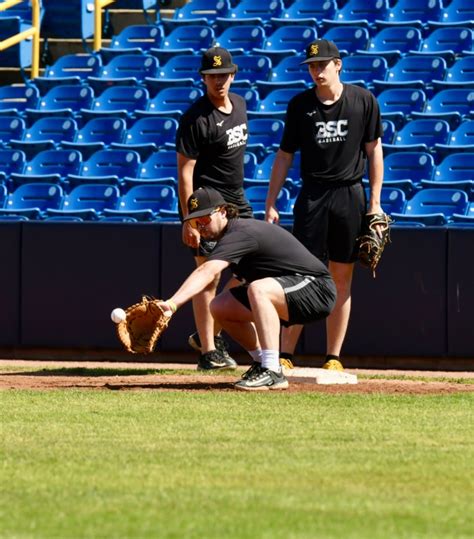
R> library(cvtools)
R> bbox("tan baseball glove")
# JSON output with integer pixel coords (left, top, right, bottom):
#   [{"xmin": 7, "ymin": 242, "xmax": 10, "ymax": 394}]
[
  {"xmin": 358, "ymin": 212, "xmax": 393, "ymax": 278},
  {"xmin": 116, "ymin": 296, "xmax": 172, "ymax": 354}
]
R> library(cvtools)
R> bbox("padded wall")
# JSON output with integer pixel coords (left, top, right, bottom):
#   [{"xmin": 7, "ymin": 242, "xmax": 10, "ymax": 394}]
[
  {"xmin": 0, "ymin": 223, "xmax": 21, "ymax": 346},
  {"xmin": 21, "ymin": 222, "xmax": 161, "ymax": 348},
  {"xmin": 447, "ymin": 227, "xmax": 474, "ymax": 357}
]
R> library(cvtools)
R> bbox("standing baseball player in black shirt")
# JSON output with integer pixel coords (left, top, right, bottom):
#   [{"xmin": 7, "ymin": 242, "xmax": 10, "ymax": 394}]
[
  {"xmin": 176, "ymin": 47, "xmax": 253, "ymax": 371},
  {"xmin": 157, "ymin": 187, "xmax": 336, "ymax": 390},
  {"xmin": 265, "ymin": 39, "xmax": 384, "ymax": 371}
]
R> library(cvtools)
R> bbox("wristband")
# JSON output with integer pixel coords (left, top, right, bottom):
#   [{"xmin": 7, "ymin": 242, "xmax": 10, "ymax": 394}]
[{"xmin": 166, "ymin": 300, "xmax": 178, "ymax": 314}]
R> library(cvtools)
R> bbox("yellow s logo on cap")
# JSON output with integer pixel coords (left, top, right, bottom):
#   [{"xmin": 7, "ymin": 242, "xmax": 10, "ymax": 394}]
[
  {"xmin": 189, "ymin": 197, "xmax": 199, "ymax": 210},
  {"xmin": 310, "ymin": 44, "xmax": 319, "ymax": 56},
  {"xmin": 212, "ymin": 55, "xmax": 223, "ymax": 67}
]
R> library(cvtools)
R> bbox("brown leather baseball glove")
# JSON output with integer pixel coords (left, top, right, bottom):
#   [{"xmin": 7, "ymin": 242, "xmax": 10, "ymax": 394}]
[
  {"xmin": 116, "ymin": 296, "xmax": 172, "ymax": 354},
  {"xmin": 358, "ymin": 212, "xmax": 393, "ymax": 277}
]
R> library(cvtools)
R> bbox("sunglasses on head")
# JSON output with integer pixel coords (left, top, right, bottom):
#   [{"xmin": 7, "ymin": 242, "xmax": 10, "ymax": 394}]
[{"xmin": 188, "ymin": 207, "xmax": 221, "ymax": 229}]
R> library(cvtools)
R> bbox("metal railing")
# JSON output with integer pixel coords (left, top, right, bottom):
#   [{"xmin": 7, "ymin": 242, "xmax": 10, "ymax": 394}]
[
  {"xmin": 94, "ymin": 0, "xmax": 115, "ymax": 52},
  {"xmin": 0, "ymin": 0, "xmax": 40, "ymax": 78}
]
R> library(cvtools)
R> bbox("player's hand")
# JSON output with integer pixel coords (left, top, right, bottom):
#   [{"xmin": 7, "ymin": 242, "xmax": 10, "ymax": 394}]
[
  {"xmin": 367, "ymin": 201, "xmax": 384, "ymax": 238},
  {"xmin": 182, "ymin": 221, "xmax": 200, "ymax": 248},
  {"xmin": 265, "ymin": 206, "xmax": 280, "ymax": 224}
]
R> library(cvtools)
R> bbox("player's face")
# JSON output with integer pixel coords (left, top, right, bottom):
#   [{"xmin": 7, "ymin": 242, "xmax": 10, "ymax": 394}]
[
  {"xmin": 189, "ymin": 207, "xmax": 225, "ymax": 238},
  {"xmin": 308, "ymin": 59, "xmax": 341, "ymax": 87},
  {"xmin": 203, "ymin": 72, "xmax": 235, "ymax": 99}
]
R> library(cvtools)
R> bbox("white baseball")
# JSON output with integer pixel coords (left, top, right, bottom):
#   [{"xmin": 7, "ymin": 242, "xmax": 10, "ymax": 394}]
[{"xmin": 111, "ymin": 307, "xmax": 126, "ymax": 324}]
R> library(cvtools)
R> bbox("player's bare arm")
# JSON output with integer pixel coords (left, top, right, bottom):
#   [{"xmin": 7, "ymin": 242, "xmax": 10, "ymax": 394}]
[
  {"xmin": 165, "ymin": 259, "xmax": 230, "ymax": 311},
  {"xmin": 365, "ymin": 138, "xmax": 384, "ymax": 215},
  {"xmin": 177, "ymin": 152, "xmax": 200, "ymax": 248},
  {"xmin": 265, "ymin": 149, "xmax": 294, "ymax": 223}
]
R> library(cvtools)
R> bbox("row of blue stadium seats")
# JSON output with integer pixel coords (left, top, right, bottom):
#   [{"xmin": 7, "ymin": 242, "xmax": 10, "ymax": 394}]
[
  {"xmin": 86, "ymin": 23, "xmax": 474, "ymax": 67},
  {"xmin": 0, "ymin": 83, "xmax": 472, "ymax": 129},
  {"xmin": 37, "ymin": 52, "xmax": 474, "ymax": 98},
  {"xmin": 0, "ymin": 182, "xmax": 473, "ymax": 227}
]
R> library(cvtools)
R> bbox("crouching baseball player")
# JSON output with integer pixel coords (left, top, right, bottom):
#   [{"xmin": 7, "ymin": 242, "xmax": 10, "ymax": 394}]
[{"xmin": 158, "ymin": 186, "xmax": 337, "ymax": 390}]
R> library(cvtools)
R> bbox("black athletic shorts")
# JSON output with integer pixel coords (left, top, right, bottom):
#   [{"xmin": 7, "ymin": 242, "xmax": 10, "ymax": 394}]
[
  {"xmin": 292, "ymin": 181, "xmax": 366, "ymax": 263},
  {"xmin": 229, "ymin": 274, "xmax": 337, "ymax": 327}
]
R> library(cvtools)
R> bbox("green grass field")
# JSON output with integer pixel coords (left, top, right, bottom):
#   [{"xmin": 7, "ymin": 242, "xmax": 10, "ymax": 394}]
[{"xmin": 1, "ymin": 387, "xmax": 472, "ymax": 539}]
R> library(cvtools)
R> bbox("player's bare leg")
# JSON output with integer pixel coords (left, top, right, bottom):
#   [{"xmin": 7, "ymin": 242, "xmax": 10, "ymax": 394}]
[{"xmin": 324, "ymin": 261, "xmax": 354, "ymax": 370}]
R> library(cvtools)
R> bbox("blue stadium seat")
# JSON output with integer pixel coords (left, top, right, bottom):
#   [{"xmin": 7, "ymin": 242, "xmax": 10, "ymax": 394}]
[
  {"xmin": 214, "ymin": 25, "xmax": 266, "ymax": 56},
  {"xmin": 373, "ymin": 55, "xmax": 446, "ymax": 93},
  {"xmin": 256, "ymin": 54, "xmax": 310, "ymax": 96},
  {"xmin": 137, "ymin": 87, "xmax": 204, "ymax": 119},
  {"xmin": 410, "ymin": 27, "xmax": 473, "ymax": 65},
  {"xmin": 232, "ymin": 55, "xmax": 272, "ymax": 88},
  {"xmin": 247, "ymin": 119, "xmax": 284, "ymax": 161},
  {"xmin": 215, "ymin": 0, "xmax": 284, "ymax": 30},
  {"xmin": 253, "ymin": 25, "xmax": 317, "ymax": 64},
  {"xmin": 391, "ymin": 188, "xmax": 469, "ymax": 225},
  {"xmin": 0, "ymin": 183, "xmax": 64, "ymax": 220},
  {"xmin": 10, "ymin": 117, "xmax": 78, "ymax": 159},
  {"xmin": 321, "ymin": 26, "xmax": 370, "ymax": 56},
  {"xmin": 82, "ymin": 86, "xmax": 149, "ymax": 121},
  {"xmin": 26, "ymin": 85, "xmax": 94, "ymax": 122},
  {"xmin": 87, "ymin": 55, "xmax": 159, "ymax": 94},
  {"xmin": 270, "ymin": 0, "xmax": 337, "ymax": 29},
  {"xmin": 421, "ymin": 153, "xmax": 474, "ymax": 194},
  {"xmin": 0, "ymin": 17, "xmax": 33, "ymax": 70},
  {"xmin": 381, "ymin": 119, "xmax": 396, "ymax": 144},
  {"xmin": 252, "ymin": 151, "xmax": 301, "ymax": 183},
  {"xmin": 428, "ymin": 0, "xmax": 474, "ymax": 29},
  {"xmin": 247, "ymin": 88, "xmax": 300, "ymax": 119},
  {"xmin": 144, "ymin": 54, "xmax": 201, "ymax": 94},
  {"xmin": 339, "ymin": 55, "xmax": 388, "ymax": 89},
  {"xmin": 34, "ymin": 54, "xmax": 101, "ymax": 94},
  {"xmin": 0, "ymin": 85, "xmax": 39, "ymax": 116},
  {"xmin": 41, "ymin": 0, "xmax": 94, "ymax": 39},
  {"xmin": 432, "ymin": 56, "xmax": 474, "ymax": 90},
  {"xmin": 150, "ymin": 25, "xmax": 215, "ymax": 63},
  {"xmin": 411, "ymin": 89, "xmax": 474, "ymax": 129},
  {"xmin": 245, "ymin": 185, "xmax": 291, "ymax": 213},
  {"xmin": 0, "ymin": 116, "xmax": 25, "ymax": 146},
  {"xmin": 451, "ymin": 201, "xmax": 474, "ymax": 223},
  {"xmin": 0, "ymin": 183, "xmax": 7, "ymax": 208},
  {"xmin": 123, "ymin": 151, "xmax": 177, "ymax": 188},
  {"xmin": 103, "ymin": 184, "xmax": 178, "ymax": 221},
  {"xmin": 10, "ymin": 149, "xmax": 82, "ymax": 186},
  {"xmin": 46, "ymin": 184, "xmax": 120, "ymax": 220},
  {"xmin": 61, "ymin": 117, "xmax": 127, "ymax": 159},
  {"xmin": 231, "ymin": 88, "xmax": 261, "ymax": 112},
  {"xmin": 0, "ymin": 149, "xmax": 26, "ymax": 182},
  {"xmin": 381, "ymin": 151, "xmax": 435, "ymax": 195},
  {"xmin": 377, "ymin": 88, "xmax": 427, "ymax": 128},
  {"xmin": 66, "ymin": 149, "xmax": 140, "ymax": 188},
  {"xmin": 379, "ymin": 187, "xmax": 407, "ymax": 215},
  {"xmin": 322, "ymin": 0, "xmax": 389, "ymax": 30},
  {"xmin": 244, "ymin": 152, "xmax": 258, "ymax": 179},
  {"xmin": 357, "ymin": 26, "xmax": 423, "ymax": 65},
  {"xmin": 434, "ymin": 120, "xmax": 474, "ymax": 158},
  {"xmin": 100, "ymin": 25, "xmax": 164, "ymax": 62},
  {"xmin": 110, "ymin": 116, "xmax": 178, "ymax": 160},
  {"xmin": 164, "ymin": 0, "xmax": 230, "ymax": 30},
  {"xmin": 383, "ymin": 119, "xmax": 450, "ymax": 154},
  {"xmin": 374, "ymin": 0, "xmax": 443, "ymax": 30}
]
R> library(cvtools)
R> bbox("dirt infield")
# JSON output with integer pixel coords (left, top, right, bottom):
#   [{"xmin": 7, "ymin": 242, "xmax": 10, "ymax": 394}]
[{"xmin": 1, "ymin": 360, "xmax": 473, "ymax": 395}]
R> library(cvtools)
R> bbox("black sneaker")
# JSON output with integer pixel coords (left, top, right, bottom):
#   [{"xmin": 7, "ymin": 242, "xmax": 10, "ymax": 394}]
[
  {"xmin": 241, "ymin": 361, "xmax": 261, "ymax": 380},
  {"xmin": 189, "ymin": 332, "xmax": 237, "ymax": 369},
  {"xmin": 234, "ymin": 366, "xmax": 289, "ymax": 391},
  {"xmin": 198, "ymin": 350, "xmax": 231, "ymax": 371}
]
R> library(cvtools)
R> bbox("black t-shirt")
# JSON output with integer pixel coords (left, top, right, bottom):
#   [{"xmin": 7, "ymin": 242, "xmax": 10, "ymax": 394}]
[
  {"xmin": 176, "ymin": 92, "xmax": 248, "ymax": 205},
  {"xmin": 208, "ymin": 219, "xmax": 330, "ymax": 283},
  {"xmin": 280, "ymin": 84, "xmax": 382, "ymax": 186}
]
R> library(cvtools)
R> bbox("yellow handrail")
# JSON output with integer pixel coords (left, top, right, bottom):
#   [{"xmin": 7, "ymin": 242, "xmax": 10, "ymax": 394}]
[
  {"xmin": 94, "ymin": 0, "xmax": 116, "ymax": 52},
  {"xmin": 0, "ymin": 0, "xmax": 40, "ymax": 78}
]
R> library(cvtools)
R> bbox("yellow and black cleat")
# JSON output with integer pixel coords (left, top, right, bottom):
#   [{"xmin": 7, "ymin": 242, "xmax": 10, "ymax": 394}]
[
  {"xmin": 322, "ymin": 359, "xmax": 344, "ymax": 371},
  {"xmin": 280, "ymin": 357, "xmax": 295, "ymax": 369}
]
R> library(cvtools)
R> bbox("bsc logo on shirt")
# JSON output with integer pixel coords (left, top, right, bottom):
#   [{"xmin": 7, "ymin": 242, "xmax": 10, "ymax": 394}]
[
  {"xmin": 226, "ymin": 123, "xmax": 248, "ymax": 148},
  {"xmin": 315, "ymin": 119, "xmax": 348, "ymax": 142}
]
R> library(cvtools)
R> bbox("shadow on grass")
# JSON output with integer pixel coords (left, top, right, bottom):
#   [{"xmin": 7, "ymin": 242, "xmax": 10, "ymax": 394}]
[
  {"xmin": 1, "ymin": 367, "xmax": 237, "ymax": 378},
  {"xmin": 104, "ymin": 381, "xmax": 236, "ymax": 391}
]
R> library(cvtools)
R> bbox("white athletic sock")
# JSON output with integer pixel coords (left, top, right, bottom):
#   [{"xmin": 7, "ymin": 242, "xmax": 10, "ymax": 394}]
[
  {"xmin": 261, "ymin": 350, "xmax": 281, "ymax": 373},
  {"xmin": 249, "ymin": 349, "xmax": 262, "ymax": 363}
]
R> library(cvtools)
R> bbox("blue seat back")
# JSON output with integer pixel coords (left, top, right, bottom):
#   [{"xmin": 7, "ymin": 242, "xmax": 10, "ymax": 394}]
[
  {"xmin": 0, "ymin": 149, "xmax": 26, "ymax": 176},
  {"xmin": 259, "ymin": 25, "xmax": 317, "ymax": 53},
  {"xmin": 120, "ymin": 184, "xmax": 177, "ymax": 211},
  {"xmin": 100, "ymin": 54, "xmax": 159, "ymax": 81},
  {"xmin": 44, "ymin": 54, "xmax": 102, "ymax": 79},
  {"xmin": 340, "ymin": 55, "xmax": 388, "ymax": 84},
  {"xmin": 380, "ymin": 187, "xmax": 407, "ymax": 214},
  {"xmin": 156, "ymin": 55, "xmax": 202, "ymax": 81},
  {"xmin": 332, "ymin": 0, "xmax": 389, "ymax": 25},
  {"xmin": 366, "ymin": 26, "xmax": 423, "ymax": 54},
  {"xmin": 448, "ymin": 120, "xmax": 474, "ymax": 146},
  {"xmin": 393, "ymin": 119, "xmax": 450, "ymax": 147},
  {"xmin": 148, "ymin": 87, "xmax": 204, "ymax": 113},
  {"xmin": 25, "ymin": 117, "xmax": 78, "ymax": 143},
  {"xmin": 77, "ymin": 117, "xmax": 127, "ymax": 144},
  {"xmin": 82, "ymin": 150, "xmax": 140, "ymax": 178},
  {"xmin": 108, "ymin": 25, "xmax": 164, "ymax": 52},
  {"xmin": 40, "ymin": 85, "xmax": 94, "ymax": 112},
  {"xmin": 245, "ymin": 185, "xmax": 290, "ymax": 212},
  {"xmin": 225, "ymin": 0, "xmax": 284, "ymax": 22},
  {"xmin": 385, "ymin": 56, "xmax": 446, "ymax": 83},
  {"xmin": 125, "ymin": 117, "xmax": 178, "ymax": 147},
  {"xmin": 420, "ymin": 27, "xmax": 473, "ymax": 55},
  {"xmin": 92, "ymin": 86, "xmax": 149, "ymax": 112},
  {"xmin": 378, "ymin": 89, "xmax": 427, "ymax": 115},
  {"xmin": 173, "ymin": 0, "xmax": 230, "ymax": 24},
  {"xmin": 0, "ymin": 116, "xmax": 25, "ymax": 143},
  {"xmin": 257, "ymin": 88, "xmax": 301, "ymax": 113},
  {"xmin": 322, "ymin": 26, "xmax": 370, "ymax": 54},
  {"xmin": 248, "ymin": 119, "xmax": 284, "ymax": 146},
  {"xmin": 381, "ymin": 0, "xmax": 443, "ymax": 26},
  {"xmin": 0, "ymin": 85, "xmax": 39, "ymax": 112},
  {"xmin": 434, "ymin": 153, "xmax": 474, "ymax": 182},
  {"xmin": 157, "ymin": 25, "xmax": 215, "ymax": 52},
  {"xmin": 234, "ymin": 55, "xmax": 272, "ymax": 85},
  {"xmin": 7, "ymin": 183, "xmax": 64, "ymax": 210},
  {"xmin": 381, "ymin": 119, "xmax": 396, "ymax": 144},
  {"xmin": 65, "ymin": 184, "xmax": 120, "ymax": 211},
  {"xmin": 436, "ymin": 0, "xmax": 474, "ymax": 25},
  {"xmin": 266, "ymin": 54, "xmax": 312, "ymax": 84},
  {"xmin": 384, "ymin": 152, "xmax": 435, "ymax": 182},
  {"xmin": 25, "ymin": 149, "xmax": 82, "ymax": 177},
  {"xmin": 425, "ymin": 89, "xmax": 474, "ymax": 117},
  {"xmin": 406, "ymin": 188, "xmax": 468, "ymax": 217},
  {"xmin": 275, "ymin": 0, "xmax": 337, "ymax": 24},
  {"xmin": 215, "ymin": 25, "xmax": 266, "ymax": 53},
  {"xmin": 139, "ymin": 151, "xmax": 177, "ymax": 180},
  {"xmin": 445, "ymin": 57, "xmax": 474, "ymax": 83}
]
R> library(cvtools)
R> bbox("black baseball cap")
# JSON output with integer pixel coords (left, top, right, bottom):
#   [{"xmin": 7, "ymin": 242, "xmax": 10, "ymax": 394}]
[
  {"xmin": 199, "ymin": 46, "xmax": 238, "ymax": 75},
  {"xmin": 301, "ymin": 39, "xmax": 341, "ymax": 64},
  {"xmin": 184, "ymin": 187, "xmax": 226, "ymax": 220}
]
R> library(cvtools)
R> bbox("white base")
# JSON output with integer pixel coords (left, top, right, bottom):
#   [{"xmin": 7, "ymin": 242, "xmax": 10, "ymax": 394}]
[{"xmin": 283, "ymin": 367, "xmax": 358, "ymax": 385}]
